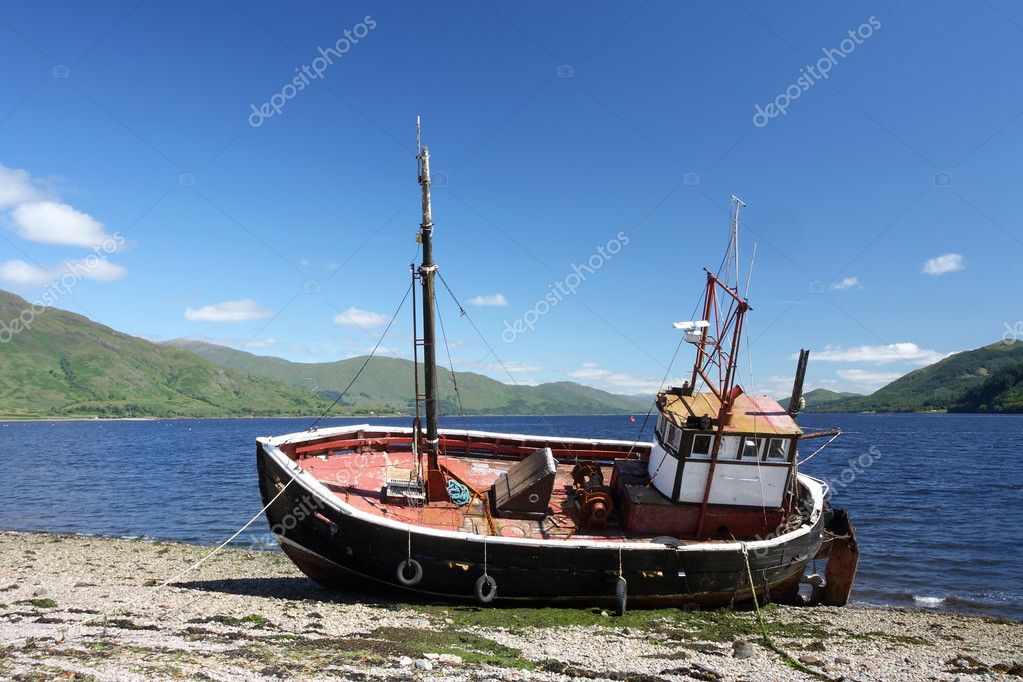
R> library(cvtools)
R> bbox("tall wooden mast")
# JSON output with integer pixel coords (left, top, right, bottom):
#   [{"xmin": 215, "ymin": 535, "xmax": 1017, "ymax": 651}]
[{"xmin": 417, "ymin": 120, "xmax": 447, "ymax": 501}]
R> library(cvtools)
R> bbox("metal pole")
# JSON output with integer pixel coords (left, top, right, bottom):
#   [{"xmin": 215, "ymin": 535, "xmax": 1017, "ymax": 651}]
[{"xmin": 418, "ymin": 142, "xmax": 446, "ymax": 500}]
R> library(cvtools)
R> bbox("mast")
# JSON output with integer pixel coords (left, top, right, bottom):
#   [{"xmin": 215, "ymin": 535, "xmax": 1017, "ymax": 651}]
[
  {"xmin": 689, "ymin": 195, "xmax": 750, "ymax": 537},
  {"xmin": 417, "ymin": 119, "xmax": 447, "ymax": 500}
]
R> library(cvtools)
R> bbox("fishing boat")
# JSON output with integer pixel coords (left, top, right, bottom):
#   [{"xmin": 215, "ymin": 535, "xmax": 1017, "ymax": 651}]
[{"xmin": 256, "ymin": 127, "xmax": 858, "ymax": 610}]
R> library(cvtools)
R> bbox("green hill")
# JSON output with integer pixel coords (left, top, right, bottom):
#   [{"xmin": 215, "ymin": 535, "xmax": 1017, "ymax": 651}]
[
  {"xmin": 0, "ymin": 290, "xmax": 330, "ymax": 419},
  {"xmin": 950, "ymin": 360, "xmax": 1023, "ymax": 413},
  {"xmin": 166, "ymin": 339, "xmax": 649, "ymax": 416},
  {"xmin": 812, "ymin": 341, "xmax": 1023, "ymax": 413}
]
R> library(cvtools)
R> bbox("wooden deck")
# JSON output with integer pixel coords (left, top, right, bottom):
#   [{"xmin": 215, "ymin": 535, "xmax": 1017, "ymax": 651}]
[{"xmin": 298, "ymin": 449, "xmax": 639, "ymax": 542}]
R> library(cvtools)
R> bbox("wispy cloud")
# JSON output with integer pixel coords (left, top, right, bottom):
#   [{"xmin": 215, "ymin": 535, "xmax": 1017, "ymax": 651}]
[
  {"xmin": 567, "ymin": 363, "xmax": 660, "ymax": 395},
  {"xmin": 836, "ymin": 368, "xmax": 904, "ymax": 388},
  {"xmin": 0, "ymin": 258, "xmax": 127, "ymax": 286},
  {"xmin": 831, "ymin": 276, "xmax": 860, "ymax": 290},
  {"xmin": 333, "ymin": 306, "xmax": 389, "ymax": 328},
  {"xmin": 808, "ymin": 342, "xmax": 949, "ymax": 366},
  {"xmin": 484, "ymin": 361, "xmax": 540, "ymax": 374},
  {"xmin": 922, "ymin": 253, "xmax": 964, "ymax": 276},
  {"xmin": 751, "ymin": 374, "xmax": 799, "ymax": 398},
  {"xmin": 11, "ymin": 200, "xmax": 117, "ymax": 249},
  {"xmin": 243, "ymin": 338, "xmax": 278, "ymax": 349},
  {"xmin": 468, "ymin": 293, "xmax": 507, "ymax": 307},
  {"xmin": 185, "ymin": 299, "xmax": 273, "ymax": 322},
  {"xmin": 1, "ymin": 163, "xmax": 127, "ymax": 284},
  {"xmin": 0, "ymin": 163, "xmax": 41, "ymax": 210}
]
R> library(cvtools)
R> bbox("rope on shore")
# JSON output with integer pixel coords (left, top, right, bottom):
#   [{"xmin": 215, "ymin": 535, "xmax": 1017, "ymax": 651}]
[
  {"xmin": 740, "ymin": 543, "xmax": 833, "ymax": 681},
  {"xmin": 158, "ymin": 476, "xmax": 297, "ymax": 588}
]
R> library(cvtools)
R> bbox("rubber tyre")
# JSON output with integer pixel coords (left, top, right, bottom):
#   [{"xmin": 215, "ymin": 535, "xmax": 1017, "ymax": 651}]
[
  {"xmin": 615, "ymin": 577, "xmax": 628, "ymax": 615},
  {"xmin": 475, "ymin": 574, "xmax": 497, "ymax": 603},
  {"xmin": 652, "ymin": 536, "xmax": 685, "ymax": 548},
  {"xmin": 396, "ymin": 559, "xmax": 423, "ymax": 586}
]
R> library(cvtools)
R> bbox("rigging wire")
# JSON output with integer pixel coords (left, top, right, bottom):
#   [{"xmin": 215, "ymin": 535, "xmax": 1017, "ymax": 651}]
[
  {"xmin": 435, "ymin": 290, "xmax": 470, "ymax": 436},
  {"xmin": 302, "ymin": 281, "xmax": 414, "ymax": 433},
  {"xmin": 798, "ymin": 432, "xmax": 842, "ymax": 465},
  {"xmin": 436, "ymin": 269, "xmax": 557, "ymax": 437},
  {"xmin": 627, "ymin": 335, "xmax": 685, "ymax": 460}
]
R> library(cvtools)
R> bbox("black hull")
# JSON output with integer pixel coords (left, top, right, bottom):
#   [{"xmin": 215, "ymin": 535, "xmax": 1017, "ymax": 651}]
[{"xmin": 257, "ymin": 442, "xmax": 825, "ymax": 607}]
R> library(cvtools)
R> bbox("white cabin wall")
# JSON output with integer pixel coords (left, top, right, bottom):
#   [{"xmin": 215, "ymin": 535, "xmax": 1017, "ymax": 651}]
[
  {"xmin": 648, "ymin": 441, "xmax": 678, "ymax": 499},
  {"xmin": 676, "ymin": 461, "xmax": 788, "ymax": 507}
]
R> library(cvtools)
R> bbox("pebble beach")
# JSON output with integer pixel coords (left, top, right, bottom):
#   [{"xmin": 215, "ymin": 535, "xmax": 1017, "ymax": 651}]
[{"xmin": 0, "ymin": 531, "xmax": 1019, "ymax": 681}]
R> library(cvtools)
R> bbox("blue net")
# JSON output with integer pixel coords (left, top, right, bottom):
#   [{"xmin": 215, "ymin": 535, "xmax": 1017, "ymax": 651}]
[{"xmin": 446, "ymin": 479, "xmax": 471, "ymax": 506}]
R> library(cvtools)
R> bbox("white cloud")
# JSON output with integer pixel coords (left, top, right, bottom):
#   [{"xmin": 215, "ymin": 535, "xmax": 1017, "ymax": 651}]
[
  {"xmin": 185, "ymin": 299, "xmax": 273, "ymax": 323},
  {"xmin": 362, "ymin": 344, "xmax": 408, "ymax": 358},
  {"xmin": 0, "ymin": 258, "xmax": 127, "ymax": 286},
  {"xmin": 0, "ymin": 163, "xmax": 41, "ymax": 210},
  {"xmin": 333, "ymin": 307, "xmax": 389, "ymax": 328},
  {"xmin": 808, "ymin": 342, "xmax": 949, "ymax": 366},
  {"xmin": 468, "ymin": 293, "xmax": 507, "ymax": 307},
  {"xmin": 299, "ymin": 259, "xmax": 310, "ymax": 267},
  {"xmin": 567, "ymin": 364, "xmax": 660, "ymax": 395},
  {"xmin": 484, "ymin": 361, "xmax": 540, "ymax": 374},
  {"xmin": 831, "ymin": 276, "xmax": 860, "ymax": 290},
  {"xmin": 751, "ymin": 375, "xmax": 799, "ymax": 398},
  {"xmin": 836, "ymin": 368, "xmax": 904, "ymax": 388},
  {"xmin": 243, "ymin": 338, "xmax": 278, "ymax": 349},
  {"xmin": 11, "ymin": 200, "xmax": 115, "ymax": 248},
  {"xmin": 922, "ymin": 253, "xmax": 964, "ymax": 276}
]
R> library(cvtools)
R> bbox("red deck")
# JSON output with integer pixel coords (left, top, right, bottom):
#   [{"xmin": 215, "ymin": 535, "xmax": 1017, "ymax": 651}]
[{"xmin": 282, "ymin": 428, "xmax": 788, "ymax": 543}]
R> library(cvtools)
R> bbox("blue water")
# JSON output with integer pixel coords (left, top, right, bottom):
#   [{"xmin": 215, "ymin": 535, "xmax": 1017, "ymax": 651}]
[{"xmin": 1, "ymin": 414, "xmax": 1020, "ymax": 620}]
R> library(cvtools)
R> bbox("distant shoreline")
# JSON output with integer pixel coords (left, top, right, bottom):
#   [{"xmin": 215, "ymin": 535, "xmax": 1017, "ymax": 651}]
[
  {"xmin": 0, "ymin": 412, "xmax": 647, "ymax": 423},
  {"xmin": 4, "ymin": 410, "xmax": 1022, "ymax": 424}
]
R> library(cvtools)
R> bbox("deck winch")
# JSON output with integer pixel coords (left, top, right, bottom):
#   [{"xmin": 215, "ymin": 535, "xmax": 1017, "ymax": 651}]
[{"xmin": 571, "ymin": 462, "xmax": 615, "ymax": 529}]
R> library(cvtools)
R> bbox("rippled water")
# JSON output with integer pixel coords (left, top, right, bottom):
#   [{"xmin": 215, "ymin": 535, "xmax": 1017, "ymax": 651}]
[{"xmin": 1, "ymin": 413, "xmax": 1019, "ymax": 620}]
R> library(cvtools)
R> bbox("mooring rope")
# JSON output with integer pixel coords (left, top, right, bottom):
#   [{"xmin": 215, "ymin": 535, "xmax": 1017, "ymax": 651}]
[
  {"xmin": 740, "ymin": 543, "xmax": 831, "ymax": 680},
  {"xmin": 159, "ymin": 475, "xmax": 298, "ymax": 587},
  {"xmin": 160, "ymin": 282, "xmax": 414, "ymax": 587}
]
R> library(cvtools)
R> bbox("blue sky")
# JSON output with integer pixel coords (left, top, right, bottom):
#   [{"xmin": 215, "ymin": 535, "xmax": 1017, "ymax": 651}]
[{"xmin": 1, "ymin": 1, "xmax": 1021, "ymax": 398}]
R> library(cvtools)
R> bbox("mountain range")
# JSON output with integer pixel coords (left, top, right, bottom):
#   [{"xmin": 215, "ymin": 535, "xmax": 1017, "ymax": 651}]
[
  {"xmin": 2, "ymin": 288, "xmax": 1021, "ymax": 418},
  {"xmin": 163, "ymin": 338, "xmax": 649, "ymax": 416},
  {"xmin": 0, "ymin": 290, "xmax": 647, "ymax": 419},
  {"xmin": 0, "ymin": 290, "xmax": 329, "ymax": 419},
  {"xmin": 796, "ymin": 341, "xmax": 1023, "ymax": 413}
]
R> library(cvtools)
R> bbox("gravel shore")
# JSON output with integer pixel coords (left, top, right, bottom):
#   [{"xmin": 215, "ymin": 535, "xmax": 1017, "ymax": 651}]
[{"xmin": 0, "ymin": 531, "xmax": 1019, "ymax": 681}]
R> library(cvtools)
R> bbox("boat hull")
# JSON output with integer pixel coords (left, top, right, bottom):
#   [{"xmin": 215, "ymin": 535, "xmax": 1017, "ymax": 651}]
[{"xmin": 257, "ymin": 439, "xmax": 826, "ymax": 607}]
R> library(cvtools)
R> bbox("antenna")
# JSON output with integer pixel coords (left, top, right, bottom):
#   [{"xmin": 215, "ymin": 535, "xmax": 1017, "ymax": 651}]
[
  {"xmin": 744, "ymin": 243, "xmax": 758, "ymax": 299},
  {"xmin": 729, "ymin": 195, "xmax": 745, "ymax": 290}
]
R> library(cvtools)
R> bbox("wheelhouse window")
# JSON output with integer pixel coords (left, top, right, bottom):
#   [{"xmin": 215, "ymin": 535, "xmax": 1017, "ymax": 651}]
[
  {"xmin": 665, "ymin": 423, "xmax": 680, "ymax": 452},
  {"xmin": 765, "ymin": 438, "xmax": 788, "ymax": 461},
  {"xmin": 690, "ymin": 434, "xmax": 714, "ymax": 458},
  {"xmin": 740, "ymin": 437, "xmax": 762, "ymax": 460}
]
